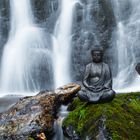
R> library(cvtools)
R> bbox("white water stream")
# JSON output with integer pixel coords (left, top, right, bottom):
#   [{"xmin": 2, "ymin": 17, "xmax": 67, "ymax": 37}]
[
  {"xmin": 52, "ymin": 0, "xmax": 75, "ymax": 88},
  {"xmin": 52, "ymin": 0, "xmax": 76, "ymax": 139},
  {"xmin": 0, "ymin": 0, "xmax": 50, "ymax": 93},
  {"xmin": 112, "ymin": 0, "xmax": 140, "ymax": 92}
]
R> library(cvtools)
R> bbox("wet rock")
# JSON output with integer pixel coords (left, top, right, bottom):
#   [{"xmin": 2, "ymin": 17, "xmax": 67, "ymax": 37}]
[
  {"xmin": 31, "ymin": 0, "xmax": 59, "ymax": 23},
  {"xmin": 0, "ymin": 83, "xmax": 81, "ymax": 140},
  {"xmin": 31, "ymin": 0, "xmax": 59, "ymax": 33},
  {"xmin": 63, "ymin": 125, "xmax": 81, "ymax": 140},
  {"xmin": 0, "ymin": 0, "xmax": 10, "ymax": 57},
  {"xmin": 135, "ymin": 63, "xmax": 140, "ymax": 75},
  {"xmin": 37, "ymin": 132, "xmax": 47, "ymax": 140}
]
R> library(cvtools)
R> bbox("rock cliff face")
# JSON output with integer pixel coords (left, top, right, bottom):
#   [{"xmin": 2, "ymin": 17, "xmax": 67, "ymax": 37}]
[
  {"xmin": 0, "ymin": 0, "xmax": 10, "ymax": 58},
  {"xmin": 0, "ymin": 83, "xmax": 81, "ymax": 140},
  {"xmin": 63, "ymin": 92, "xmax": 140, "ymax": 140},
  {"xmin": 70, "ymin": 0, "xmax": 116, "ymax": 81},
  {"xmin": 31, "ymin": 0, "xmax": 59, "ymax": 33}
]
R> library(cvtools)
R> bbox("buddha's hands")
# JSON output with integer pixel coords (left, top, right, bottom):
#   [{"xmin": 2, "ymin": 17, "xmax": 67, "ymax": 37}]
[
  {"xmin": 87, "ymin": 86, "xmax": 95, "ymax": 91},
  {"xmin": 95, "ymin": 86, "xmax": 103, "ymax": 91},
  {"xmin": 87, "ymin": 86, "xmax": 102, "ymax": 91},
  {"xmin": 89, "ymin": 86, "xmax": 108, "ymax": 91},
  {"xmin": 85, "ymin": 84, "xmax": 108, "ymax": 92},
  {"xmin": 103, "ymin": 86, "xmax": 110, "ymax": 90}
]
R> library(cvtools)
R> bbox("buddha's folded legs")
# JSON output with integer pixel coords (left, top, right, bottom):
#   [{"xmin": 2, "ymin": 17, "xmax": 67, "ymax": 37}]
[
  {"xmin": 77, "ymin": 91, "xmax": 89, "ymax": 102},
  {"xmin": 77, "ymin": 90, "xmax": 99, "ymax": 104},
  {"xmin": 77, "ymin": 89, "xmax": 115, "ymax": 104},
  {"xmin": 99, "ymin": 90, "xmax": 115, "ymax": 103}
]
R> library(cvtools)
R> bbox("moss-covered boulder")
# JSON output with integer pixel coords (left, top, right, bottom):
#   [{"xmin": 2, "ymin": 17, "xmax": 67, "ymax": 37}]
[{"xmin": 63, "ymin": 92, "xmax": 140, "ymax": 140}]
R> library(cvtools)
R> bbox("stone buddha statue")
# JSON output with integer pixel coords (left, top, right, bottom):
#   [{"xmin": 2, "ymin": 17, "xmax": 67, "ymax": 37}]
[{"xmin": 78, "ymin": 47, "xmax": 115, "ymax": 103}]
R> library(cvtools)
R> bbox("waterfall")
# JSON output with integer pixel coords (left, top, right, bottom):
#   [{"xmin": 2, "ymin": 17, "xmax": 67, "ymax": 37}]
[
  {"xmin": 0, "ymin": 0, "xmax": 52, "ymax": 93},
  {"xmin": 52, "ymin": 0, "xmax": 76, "ymax": 139},
  {"xmin": 112, "ymin": 0, "xmax": 140, "ymax": 92},
  {"xmin": 53, "ymin": 105, "xmax": 68, "ymax": 140},
  {"xmin": 0, "ymin": 14, "xmax": 1, "ymax": 42},
  {"xmin": 52, "ymin": 0, "xmax": 75, "ymax": 88}
]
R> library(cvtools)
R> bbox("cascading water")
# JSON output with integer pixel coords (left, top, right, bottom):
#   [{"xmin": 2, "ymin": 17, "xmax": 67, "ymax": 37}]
[
  {"xmin": 53, "ymin": 105, "xmax": 68, "ymax": 140},
  {"xmin": 112, "ymin": 0, "xmax": 140, "ymax": 92},
  {"xmin": 52, "ymin": 0, "xmax": 75, "ymax": 88},
  {"xmin": 52, "ymin": 0, "xmax": 75, "ymax": 139},
  {"xmin": 0, "ymin": 13, "xmax": 1, "ymax": 40},
  {"xmin": 0, "ymin": 0, "xmax": 52, "ymax": 93}
]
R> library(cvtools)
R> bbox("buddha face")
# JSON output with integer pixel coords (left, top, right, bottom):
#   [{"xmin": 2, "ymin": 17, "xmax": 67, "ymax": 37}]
[{"xmin": 92, "ymin": 50, "xmax": 103, "ymax": 63}]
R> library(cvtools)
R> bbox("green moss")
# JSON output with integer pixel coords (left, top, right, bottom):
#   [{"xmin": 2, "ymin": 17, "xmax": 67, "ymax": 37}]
[
  {"xmin": 28, "ymin": 137, "xmax": 35, "ymax": 140},
  {"xmin": 63, "ymin": 92, "xmax": 140, "ymax": 140}
]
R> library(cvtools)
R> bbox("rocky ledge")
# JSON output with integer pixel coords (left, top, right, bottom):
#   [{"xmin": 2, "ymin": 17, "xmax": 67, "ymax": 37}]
[
  {"xmin": 63, "ymin": 92, "xmax": 140, "ymax": 140},
  {"xmin": 0, "ymin": 83, "xmax": 81, "ymax": 140}
]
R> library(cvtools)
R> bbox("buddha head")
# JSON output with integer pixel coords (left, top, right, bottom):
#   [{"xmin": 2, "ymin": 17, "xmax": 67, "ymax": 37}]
[{"xmin": 91, "ymin": 47, "xmax": 103, "ymax": 63}]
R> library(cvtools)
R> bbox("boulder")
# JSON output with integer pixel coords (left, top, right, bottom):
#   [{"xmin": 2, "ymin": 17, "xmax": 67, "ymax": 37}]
[{"xmin": 0, "ymin": 83, "xmax": 81, "ymax": 140}]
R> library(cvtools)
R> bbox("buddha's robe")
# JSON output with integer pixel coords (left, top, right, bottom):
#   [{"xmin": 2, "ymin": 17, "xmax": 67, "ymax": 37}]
[{"xmin": 78, "ymin": 62, "xmax": 115, "ymax": 103}]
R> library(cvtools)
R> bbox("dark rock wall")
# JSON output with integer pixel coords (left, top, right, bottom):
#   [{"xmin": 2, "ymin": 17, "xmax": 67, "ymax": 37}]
[
  {"xmin": 0, "ymin": 0, "xmax": 10, "ymax": 59},
  {"xmin": 31, "ymin": 0, "xmax": 59, "ymax": 33},
  {"xmin": 70, "ymin": 0, "xmax": 116, "ymax": 81}
]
